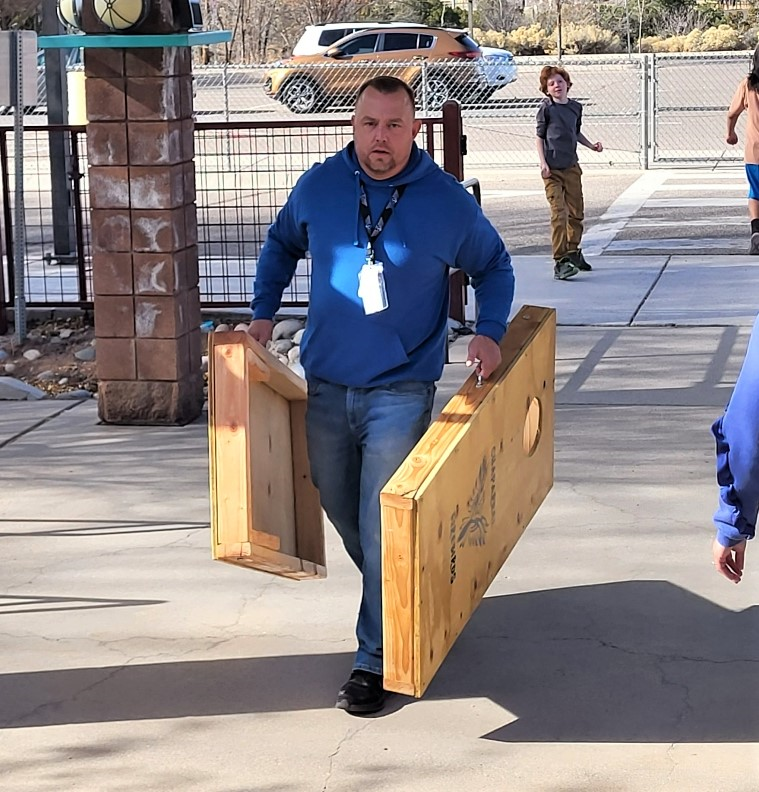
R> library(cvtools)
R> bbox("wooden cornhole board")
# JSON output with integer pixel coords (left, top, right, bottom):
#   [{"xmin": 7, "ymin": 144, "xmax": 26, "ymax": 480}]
[
  {"xmin": 208, "ymin": 331, "xmax": 326, "ymax": 579},
  {"xmin": 381, "ymin": 305, "xmax": 556, "ymax": 697}
]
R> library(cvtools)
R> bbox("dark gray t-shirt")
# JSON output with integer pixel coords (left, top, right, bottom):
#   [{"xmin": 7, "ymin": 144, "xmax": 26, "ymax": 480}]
[{"xmin": 536, "ymin": 97, "xmax": 582, "ymax": 170}]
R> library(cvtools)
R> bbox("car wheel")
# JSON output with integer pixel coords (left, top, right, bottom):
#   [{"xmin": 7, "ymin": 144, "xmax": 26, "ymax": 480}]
[
  {"xmin": 420, "ymin": 74, "xmax": 452, "ymax": 111},
  {"xmin": 281, "ymin": 77, "xmax": 322, "ymax": 114}
]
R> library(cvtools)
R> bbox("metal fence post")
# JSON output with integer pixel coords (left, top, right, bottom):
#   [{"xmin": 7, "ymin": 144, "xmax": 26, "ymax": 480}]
[
  {"xmin": 223, "ymin": 60, "xmax": 230, "ymax": 122},
  {"xmin": 11, "ymin": 29, "xmax": 27, "ymax": 342},
  {"xmin": 640, "ymin": 54, "xmax": 649, "ymax": 170},
  {"xmin": 441, "ymin": 100, "xmax": 467, "ymax": 325},
  {"xmin": 649, "ymin": 54, "xmax": 658, "ymax": 166},
  {"xmin": 420, "ymin": 60, "xmax": 429, "ymax": 115}
]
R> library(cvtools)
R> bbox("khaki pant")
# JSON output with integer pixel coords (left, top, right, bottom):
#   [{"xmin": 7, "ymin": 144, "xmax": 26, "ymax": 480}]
[{"xmin": 542, "ymin": 164, "xmax": 585, "ymax": 261}]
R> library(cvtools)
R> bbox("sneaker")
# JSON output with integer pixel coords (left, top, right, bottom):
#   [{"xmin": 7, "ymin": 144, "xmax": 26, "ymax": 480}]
[
  {"xmin": 565, "ymin": 249, "xmax": 592, "ymax": 271},
  {"xmin": 336, "ymin": 670, "xmax": 385, "ymax": 714},
  {"xmin": 553, "ymin": 259, "xmax": 580, "ymax": 280},
  {"xmin": 750, "ymin": 233, "xmax": 759, "ymax": 255}
]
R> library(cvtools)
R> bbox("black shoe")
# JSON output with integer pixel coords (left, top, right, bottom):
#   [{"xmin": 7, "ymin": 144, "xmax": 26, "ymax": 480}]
[
  {"xmin": 553, "ymin": 258, "xmax": 579, "ymax": 280},
  {"xmin": 750, "ymin": 233, "xmax": 759, "ymax": 255},
  {"xmin": 565, "ymin": 249, "xmax": 592, "ymax": 271},
  {"xmin": 336, "ymin": 670, "xmax": 385, "ymax": 714}
]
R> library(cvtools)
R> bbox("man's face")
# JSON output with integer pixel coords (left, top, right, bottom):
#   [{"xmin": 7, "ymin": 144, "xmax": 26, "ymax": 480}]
[{"xmin": 351, "ymin": 86, "xmax": 421, "ymax": 180}]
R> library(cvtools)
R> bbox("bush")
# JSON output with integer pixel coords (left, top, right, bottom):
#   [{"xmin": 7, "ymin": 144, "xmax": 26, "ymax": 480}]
[
  {"xmin": 639, "ymin": 24, "xmax": 744, "ymax": 51},
  {"xmin": 740, "ymin": 28, "xmax": 759, "ymax": 48},
  {"xmin": 472, "ymin": 27, "xmax": 508, "ymax": 48},
  {"xmin": 561, "ymin": 22, "xmax": 624, "ymax": 54},
  {"xmin": 504, "ymin": 23, "xmax": 552, "ymax": 55},
  {"xmin": 700, "ymin": 23, "xmax": 743, "ymax": 50}
]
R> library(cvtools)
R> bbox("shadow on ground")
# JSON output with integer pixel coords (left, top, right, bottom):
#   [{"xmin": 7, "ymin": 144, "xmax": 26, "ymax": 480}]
[{"xmin": 2, "ymin": 580, "xmax": 755, "ymax": 743}]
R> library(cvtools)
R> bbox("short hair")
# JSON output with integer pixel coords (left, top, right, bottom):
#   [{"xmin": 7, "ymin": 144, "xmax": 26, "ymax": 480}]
[
  {"xmin": 356, "ymin": 76, "xmax": 416, "ymax": 108},
  {"xmin": 539, "ymin": 65, "xmax": 572, "ymax": 95}
]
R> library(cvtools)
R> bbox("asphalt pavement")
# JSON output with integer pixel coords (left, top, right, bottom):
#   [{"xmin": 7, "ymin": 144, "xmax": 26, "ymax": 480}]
[{"xmin": 1, "ymin": 213, "xmax": 758, "ymax": 789}]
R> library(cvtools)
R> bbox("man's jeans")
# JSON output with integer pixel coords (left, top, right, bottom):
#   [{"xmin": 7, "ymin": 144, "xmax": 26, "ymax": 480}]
[{"xmin": 305, "ymin": 377, "xmax": 435, "ymax": 676}]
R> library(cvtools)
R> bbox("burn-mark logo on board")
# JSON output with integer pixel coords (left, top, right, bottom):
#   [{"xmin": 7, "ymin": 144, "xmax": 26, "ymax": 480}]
[
  {"xmin": 447, "ymin": 448, "xmax": 499, "ymax": 584},
  {"xmin": 458, "ymin": 447, "xmax": 497, "ymax": 549}
]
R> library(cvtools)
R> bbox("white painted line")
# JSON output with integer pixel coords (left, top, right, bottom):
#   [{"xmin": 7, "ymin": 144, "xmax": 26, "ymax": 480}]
[
  {"xmin": 646, "ymin": 197, "xmax": 747, "ymax": 208},
  {"xmin": 653, "ymin": 184, "xmax": 746, "ymax": 191},
  {"xmin": 626, "ymin": 218, "xmax": 743, "ymax": 228},
  {"xmin": 583, "ymin": 170, "xmax": 670, "ymax": 255},
  {"xmin": 480, "ymin": 189, "xmax": 545, "ymax": 198},
  {"xmin": 606, "ymin": 237, "xmax": 746, "ymax": 252},
  {"xmin": 665, "ymin": 171, "xmax": 744, "ymax": 180}
]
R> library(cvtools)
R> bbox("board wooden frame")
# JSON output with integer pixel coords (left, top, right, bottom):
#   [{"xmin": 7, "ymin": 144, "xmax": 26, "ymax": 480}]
[
  {"xmin": 208, "ymin": 331, "xmax": 326, "ymax": 579},
  {"xmin": 381, "ymin": 305, "xmax": 556, "ymax": 696}
]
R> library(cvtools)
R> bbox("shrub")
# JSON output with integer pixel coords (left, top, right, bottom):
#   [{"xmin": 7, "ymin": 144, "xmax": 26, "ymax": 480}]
[
  {"xmin": 561, "ymin": 22, "xmax": 624, "ymax": 54},
  {"xmin": 700, "ymin": 23, "xmax": 742, "ymax": 50},
  {"xmin": 503, "ymin": 23, "xmax": 551, "ymax": 55},
  {"xmin": 639, "ymin": 24, "xmax": 744, "ymax": 51},
  {"xmin": 472, "ymin": 27, "xmax": 508, "ymax": 48}
]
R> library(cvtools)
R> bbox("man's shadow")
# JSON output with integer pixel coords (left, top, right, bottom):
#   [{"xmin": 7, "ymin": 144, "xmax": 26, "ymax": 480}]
[
  {"xmin": 2, "ymin": 580, "xmax": 755, "ymax": 742},
  {"xmin": 425, "ymin": 580, "xmax": 758, "ymax": 742}
]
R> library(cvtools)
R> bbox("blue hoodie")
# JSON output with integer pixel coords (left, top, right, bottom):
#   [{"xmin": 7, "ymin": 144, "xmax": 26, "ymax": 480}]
[
  {"xmin": 252, "ymin": 143, "xmax": 514, "ymax": 387},
  {"xmin": 712, "ymin": 313, "xmax": 759, "ymax": 547}
]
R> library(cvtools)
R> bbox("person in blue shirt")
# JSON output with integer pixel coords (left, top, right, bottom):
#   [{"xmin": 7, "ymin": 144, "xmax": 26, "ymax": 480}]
[
  {"xmin": 248, "ymin": 76, "xmax": 514, "ymax": 714},
  {"xmin": 711, "ymin": 314, "xmax": 759, "ymax": 583}
]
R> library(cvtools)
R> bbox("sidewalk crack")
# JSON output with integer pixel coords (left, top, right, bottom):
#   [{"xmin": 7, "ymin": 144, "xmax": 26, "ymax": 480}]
[{"xmin": 629, "ymin": 255, "xmax": 670, "ymax": 326}]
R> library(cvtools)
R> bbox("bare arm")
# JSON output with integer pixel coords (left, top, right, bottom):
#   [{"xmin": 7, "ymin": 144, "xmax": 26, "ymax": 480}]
[
  {"xmin": 726, "ymin": 110, "xmax": 741, "ymax": 145},
  {"xmin": 577, "ymin": 132, "xmax": 603, "ymax": 152},
  {"xmin": 727, "ymin": 80, "xmax": 746, "ymax": 145}
]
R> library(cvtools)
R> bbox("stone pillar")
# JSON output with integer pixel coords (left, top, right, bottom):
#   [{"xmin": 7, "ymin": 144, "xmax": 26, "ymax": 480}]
[{"xmin": 82, "ymin": 14, "xmax": 203, "ymax": 424}]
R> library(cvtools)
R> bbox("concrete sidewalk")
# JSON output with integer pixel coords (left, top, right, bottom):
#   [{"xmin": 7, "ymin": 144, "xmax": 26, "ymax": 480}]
[{"xmin": 1, "ymin": 254, "xmax": 757, "ymax": 792}]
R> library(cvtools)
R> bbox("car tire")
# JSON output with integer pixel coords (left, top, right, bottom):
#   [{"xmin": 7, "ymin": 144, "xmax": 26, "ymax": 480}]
[
  {"xmin": 281, "ymin": 77, "xmax": 323, "ymax": 114},
  {"xmin": 417, "ymin": 73, "xmax": 452, "ymax": 112}
]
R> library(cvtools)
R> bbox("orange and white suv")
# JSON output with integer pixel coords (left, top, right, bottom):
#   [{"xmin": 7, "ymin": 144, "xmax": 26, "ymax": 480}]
[{"xmin": 264, "ymin": 26, "xmax": 488, "ymax": 114}]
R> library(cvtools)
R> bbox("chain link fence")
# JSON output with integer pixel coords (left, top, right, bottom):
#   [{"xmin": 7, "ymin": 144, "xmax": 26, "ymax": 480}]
[
  {"xmin": 4, "ymin": 51, "xmax": 753, "ymax": 171},
  {"xmin": 190, "ymin": 51, "xmax": 753, "ymax": 172},
  {"xmin": 0, "ymin": 50, "xmax": 754, "ymax": 311}
]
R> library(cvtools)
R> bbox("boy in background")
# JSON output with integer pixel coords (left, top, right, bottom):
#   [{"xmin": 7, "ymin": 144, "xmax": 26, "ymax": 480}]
[
  {"xmin": 536, "ymin": 65, "xmax": 603, "ymax": 280},
  {"xmin": 726, "ymin": 43, "xmax": 759, "ymax": 254}
]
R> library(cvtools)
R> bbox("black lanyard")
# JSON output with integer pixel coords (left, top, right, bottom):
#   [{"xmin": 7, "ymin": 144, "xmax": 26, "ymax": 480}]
[{"xmin": 358, "ymin": 181, "xmax": 406, "ymax": 261}]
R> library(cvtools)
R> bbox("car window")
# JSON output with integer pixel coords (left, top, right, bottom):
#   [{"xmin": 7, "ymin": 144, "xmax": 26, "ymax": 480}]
[
  {"xmin": 419, "ymin": 34, "xmax": 434, "ymax": 49},
  {"xmin": 318, "ymin": 29, "xmax": 351, "ymax": 47},
  {"xmin": 381, "ymin": 33, "xmax": 421, "ymax": 52},
  {"xmin": 454, "ymin": 33, "xmax": 480, "ymax": 52},
  {"xmin": 340, "ymin": 34, "xmax": 378, "ymax": 56}
]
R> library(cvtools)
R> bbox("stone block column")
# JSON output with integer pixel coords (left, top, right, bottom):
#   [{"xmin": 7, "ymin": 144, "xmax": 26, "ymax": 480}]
[{"xmin": 85, "ymin": 44, "xmax": 203, "ymax": 424}]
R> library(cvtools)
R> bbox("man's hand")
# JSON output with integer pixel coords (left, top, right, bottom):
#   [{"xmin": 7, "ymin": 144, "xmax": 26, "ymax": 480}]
[
  {"xmin": 591, "ymin": 141, "xmax": 603, "ymax": 152},
  {"xmin": 466, "ymin": 335, "xmax": 501, "ymax": 380},
  {"xmin": 726, "ymin": 132, "xmax": 738, "ymax": 145},
  {"xmin": 712, "ymin": 538, "xmax": 746, "ymax": 583},
  {"xmin": 247, "ymin": 319, "xmax": 274, "ymax": 346},
  {"xmin": 539, "ymin": 163, "xmax": 551, "ymax": 178}
]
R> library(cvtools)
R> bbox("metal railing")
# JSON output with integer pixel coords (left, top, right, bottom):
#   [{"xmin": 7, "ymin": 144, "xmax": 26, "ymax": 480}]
[{"xmin": 0, "ymin": 110, "xmax": 465, "ymax": 313}]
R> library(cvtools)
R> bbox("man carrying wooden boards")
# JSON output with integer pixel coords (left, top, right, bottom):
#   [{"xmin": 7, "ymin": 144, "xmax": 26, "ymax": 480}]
[{"xmin": 247, "ymin": 76, "xmax": 514, "ymax": 714}]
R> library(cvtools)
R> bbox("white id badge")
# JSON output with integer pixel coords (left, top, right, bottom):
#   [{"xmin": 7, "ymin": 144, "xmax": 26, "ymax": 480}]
[{"xmin": 358, "ymin": 261, "xmax": 389, "ymax": 315}]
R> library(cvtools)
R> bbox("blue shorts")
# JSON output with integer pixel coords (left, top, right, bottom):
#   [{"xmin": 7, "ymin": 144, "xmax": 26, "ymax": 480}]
[{"xmin": 746, "ymin": 164, "xmax": 759, "ymax": 200}]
